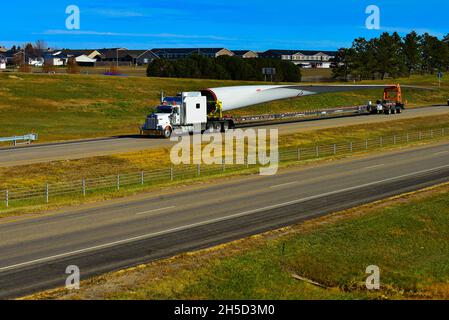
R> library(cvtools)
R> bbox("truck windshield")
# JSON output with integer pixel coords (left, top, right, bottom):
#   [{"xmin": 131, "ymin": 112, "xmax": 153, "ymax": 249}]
[
  {"xmin": 163, "ymin": 97, "xmax": 182, "ymax": 106},
  {"xmin": 156, "ymin": 106, "xmax": 174, "ymax": 114}
]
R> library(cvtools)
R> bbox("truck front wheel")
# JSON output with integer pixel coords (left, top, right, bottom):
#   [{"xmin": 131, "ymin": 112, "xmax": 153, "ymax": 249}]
[{"xmin": 163, "ymin": 127, "xmax": 172, "ymax": 138}]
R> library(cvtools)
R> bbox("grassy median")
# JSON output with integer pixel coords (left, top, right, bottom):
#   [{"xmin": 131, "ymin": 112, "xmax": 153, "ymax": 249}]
[
  {"xmin": 1, "ymin": 113, "xmax": 449, "ymax": 217},
  {"xmin": 28, "ymin": 182, "xmax": 449, "ymax": 300}
]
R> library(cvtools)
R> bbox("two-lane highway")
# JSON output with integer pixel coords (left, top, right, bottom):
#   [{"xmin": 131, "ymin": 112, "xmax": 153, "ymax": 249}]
[
  {"xmin": 1, "ymin": 141, "xmax": 449, "ymax": 298},
  {"xmin": 1, "ymin": 106, "xmax": 448, "ymax": 167}
]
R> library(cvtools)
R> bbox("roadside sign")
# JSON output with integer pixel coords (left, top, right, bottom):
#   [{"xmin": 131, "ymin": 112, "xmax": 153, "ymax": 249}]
[
  {"xmin": 262, "ymin": 68, "xmax": 276, "ymax": 82},
  {"xmin": 438, "ymin": 72, "xmax": 443, "ymax": 88},
  {"xmin": 262, "ymin": 68, "xmax": 276, "ymax": 75}
]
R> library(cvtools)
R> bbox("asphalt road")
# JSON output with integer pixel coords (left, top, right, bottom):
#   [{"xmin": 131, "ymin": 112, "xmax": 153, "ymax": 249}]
[
  {"xmin": 0, "ymin": 106, "xmax": 448, "ymax": 167},
  {"xmin": 1, "ymin": 141, "xmax": 449, "ymax": 299}
]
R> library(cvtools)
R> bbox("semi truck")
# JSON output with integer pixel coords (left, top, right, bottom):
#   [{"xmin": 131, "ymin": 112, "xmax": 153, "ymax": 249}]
[
  {"xmin": 141, "ymin": 84, "xmax": 409, "ymax": 138},
  {"xmin": 367, "ymin": 84, "xmax": 405, "ymax": 115},
  {"xmin": 140, "ymin": 85, "xmax": 311, "ymax": 138}
]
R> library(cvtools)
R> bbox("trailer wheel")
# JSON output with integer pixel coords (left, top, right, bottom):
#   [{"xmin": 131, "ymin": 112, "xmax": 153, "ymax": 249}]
[
  {"xmin": 396, "ymin": 108, "xmax": 402, "ymax": 114},
  {"xmin": 163, "ymin": 127, "xmax": 172, "ymax": 139},
  {"xmin": 221, "ymin": 121, "xmax": 230, "ymax": 133},
  {"xmin": 384, "ymin": 109, "xmax": 390, "ymax": 115}
]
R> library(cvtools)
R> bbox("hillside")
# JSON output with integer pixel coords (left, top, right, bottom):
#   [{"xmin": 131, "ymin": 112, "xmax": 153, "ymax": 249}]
[{"xmin": 0, "ymin": 73, "xmax": 446, "ymax": 142}]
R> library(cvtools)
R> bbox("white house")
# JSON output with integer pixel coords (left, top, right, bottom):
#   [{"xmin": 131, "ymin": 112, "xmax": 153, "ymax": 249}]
[
  {"xmin": 28, "ymin": 56, "xmax": 44, "ymax": 67},
  {"xmin": 0, "ymin": 55, "xmax": 6, "ymax": 70},
  {"xmin": 44, "ymin": 51, "xmax": 68, "ymax": 66},
  {"xmin": 74, "ymin": 54, "xmax": 97, "ymax": 66},
  {"xmin": 261, "ymin": 50, "xmax": 336, "ymax": 68}
]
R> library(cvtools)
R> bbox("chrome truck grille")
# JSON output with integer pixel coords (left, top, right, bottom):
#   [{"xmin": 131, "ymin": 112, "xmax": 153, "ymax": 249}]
[{"xmin": 145, "ymin": 117, "xmax": 157, "ymax": 130}]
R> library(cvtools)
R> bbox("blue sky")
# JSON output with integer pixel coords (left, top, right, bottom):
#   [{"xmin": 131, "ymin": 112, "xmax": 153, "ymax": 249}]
[{"xmin": 1, "ymin": 0, "xmax": 448, "ymax": 50}]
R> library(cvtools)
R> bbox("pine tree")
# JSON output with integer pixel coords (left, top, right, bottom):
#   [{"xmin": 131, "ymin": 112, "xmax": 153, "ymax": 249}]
[{"xmin": 402, "ymin": 31, "xmax": 422, "ymax": 76}]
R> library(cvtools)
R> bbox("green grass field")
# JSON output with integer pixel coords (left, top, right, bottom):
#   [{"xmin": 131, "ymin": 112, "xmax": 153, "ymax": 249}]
[
  {"xmin": 0, "ymin": 73, "xmax": 447, "ymax": 142},
  {"xmin": 31, "ymin": 183, "xmax": 449, "ymax": 300}
]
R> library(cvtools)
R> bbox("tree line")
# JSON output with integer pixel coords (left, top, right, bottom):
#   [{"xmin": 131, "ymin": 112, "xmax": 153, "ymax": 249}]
[
  {"xmin": 332, "ymin": 31, "xmax": 449, "ymax": 81},
  {"xmin": 147, "ymin": 54, "xmax": 302, "ymax": 82}
]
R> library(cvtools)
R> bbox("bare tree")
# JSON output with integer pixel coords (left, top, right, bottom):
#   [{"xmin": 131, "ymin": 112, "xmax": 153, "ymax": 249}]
[
  {"xmin": 34, "ymin": 40, "xmax": 48, "ymax": 57},
  {"xmin": 67, "ymin": 57, "xmax": 80, "ymax": 74}
]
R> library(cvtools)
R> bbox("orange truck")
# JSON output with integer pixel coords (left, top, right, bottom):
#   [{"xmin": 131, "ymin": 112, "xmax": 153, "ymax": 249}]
[{"xmin": 367, "ymin": 84, "xmax": 406, "ymax": 115}]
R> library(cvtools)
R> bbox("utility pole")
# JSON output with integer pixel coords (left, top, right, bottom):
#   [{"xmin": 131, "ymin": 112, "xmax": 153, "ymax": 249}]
[{"xmin": 116, "ymin": 48, "xmax": 119, "ymax": 69}]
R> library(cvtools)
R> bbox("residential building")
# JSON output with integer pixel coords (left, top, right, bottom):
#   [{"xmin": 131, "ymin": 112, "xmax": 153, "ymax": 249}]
[
  {"xmin": 232, "ymin": 50, "xmax": 259, "ymax": 58},
  {"xmin": 261, "ymin": 49, "xmax": 337, "ymax": 68},
  {"xmin": 74, "ymin": 55, "xmax": 97, "ymax": 67},
  {"xmin": 3, "ymin": 49, "xmax": 44, "ymax": 66},
  {"xmin": 44, "ymin": 51, "xmax": 68, "ymax": 66},
  {"xmin": 100, "ymin": 49, "xmax": 158, "ymax": 65},
  {"xmin": 3, "ymin": 50, "xmax": 22, "ymax": 65},
  {"xmin": 0, "ymin": 54, "xmax": 6, "ymax": 69},
  {"xmin": 63, "ymin": 49, "xmax": 103, "ymax": 61},
  {"xmin": 151, "ymin": 48, "xmax": 234, "ymax": 60}
]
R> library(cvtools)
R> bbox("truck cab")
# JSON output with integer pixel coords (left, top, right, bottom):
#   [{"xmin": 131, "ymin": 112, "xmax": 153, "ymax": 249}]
[{"xmin": 141, "ymin": 92, "xmax": 209, "ymax": 138}]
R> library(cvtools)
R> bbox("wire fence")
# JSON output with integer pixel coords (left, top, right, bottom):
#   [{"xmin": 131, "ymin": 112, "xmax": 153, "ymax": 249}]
[{"xmin": 1, "ymin": 127, "xmax": 448, "ymax": 210}]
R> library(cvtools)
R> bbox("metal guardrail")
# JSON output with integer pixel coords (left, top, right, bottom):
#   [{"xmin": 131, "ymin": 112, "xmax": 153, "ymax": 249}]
[
  {"xmin": 0, "ymin": 133, "xmax": 38, "ymax": 146},
  {"xmin": 1, "ymin": 127, "xmax": 448, "ymax": 209}
]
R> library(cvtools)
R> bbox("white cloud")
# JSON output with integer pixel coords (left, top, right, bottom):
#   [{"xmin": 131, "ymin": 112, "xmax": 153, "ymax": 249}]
[
  {"xmin": 84, "ymin": 7, "xmax": 184, "ymax": 19},
  {"xmin": 38, "ymin": 30, "xmax": 235, "ymax": 41},
  {"xmin": 93, "ymin": 9, "xmax": 146, "ymax": 18}
]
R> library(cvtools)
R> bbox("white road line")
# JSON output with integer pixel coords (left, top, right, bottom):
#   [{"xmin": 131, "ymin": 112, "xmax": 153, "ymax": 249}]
[
  {"xmin": 1, "ymin": 163, "xmax": 449, "ymax": 273},
  {"xmin": 270, "ymin": 181, "xmax": 297, "ymax": 189},
  {"xmin": 434, "ymin": 151, "xmax": 449, "ymax": 156},
  {"xmin": 136, "ymin": 206, "xmax": 176, "ymax": 216},
  {"xmin": 365, "ymin": 164, "xmax": 385, "ymax": 170}
]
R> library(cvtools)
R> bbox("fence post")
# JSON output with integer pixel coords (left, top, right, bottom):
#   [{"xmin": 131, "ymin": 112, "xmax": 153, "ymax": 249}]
[
  {"xmin": 197, "ymin": 164, "xmax": 201, "ymax": 176},
  {"xmin": 5, "ymin": 190, "xmax": 8, "ymax": 208},
  {"xmin": 297, "ymin": 148, "xmax": 301, "ymax": 161},
  {"xmin": 45, "ymin": 183, "xmax": 49, "ymax": 204},
  {"xmin": 141, "ymin": 171, "xmax": 144, "ymax": 185},
  {"xmin": 430, "ymin": 129, "xmax": 433, "ymax": 139},
  {"xmin": 365, "ymin": 139, "xmax": 368, "ymax": 150},
  {"xmin": 350, "ymin": 142, "xmax": 353, "ymax": 153},
  {"xmin": 419, "ymin": 132, "xmax": 422, "ymax": 140},
  {"xmin": 117, "ymin": 175, "xmax": 120, "ymax": 190},
  {"xmin": 393, "ymin": 135, "xmax": 396, "ymax": 145},
  {"xmin": 82, "ymin": 178, "xmax": 86, "ymax": 197},
  {"xmin": 406, "ymin": 133, "xmax": 409, "ymax": 143},
  {"xmin": 380, "ymin": 136, "xmax": 383, "ymax": 148},
  {"xmin": 170, "ymin": 166, "xmax": 174, "ymax": 181},
  {"xmin": 333, "ymin": 144, "xmax": 337, "ymax": 155},
  {"xmin": 316, "ymin": 146, "xmax": 319, "ymax": 158},
  {"xmin": 222, "ymin": 159, "xmax": 226, "ymax": 172}
]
